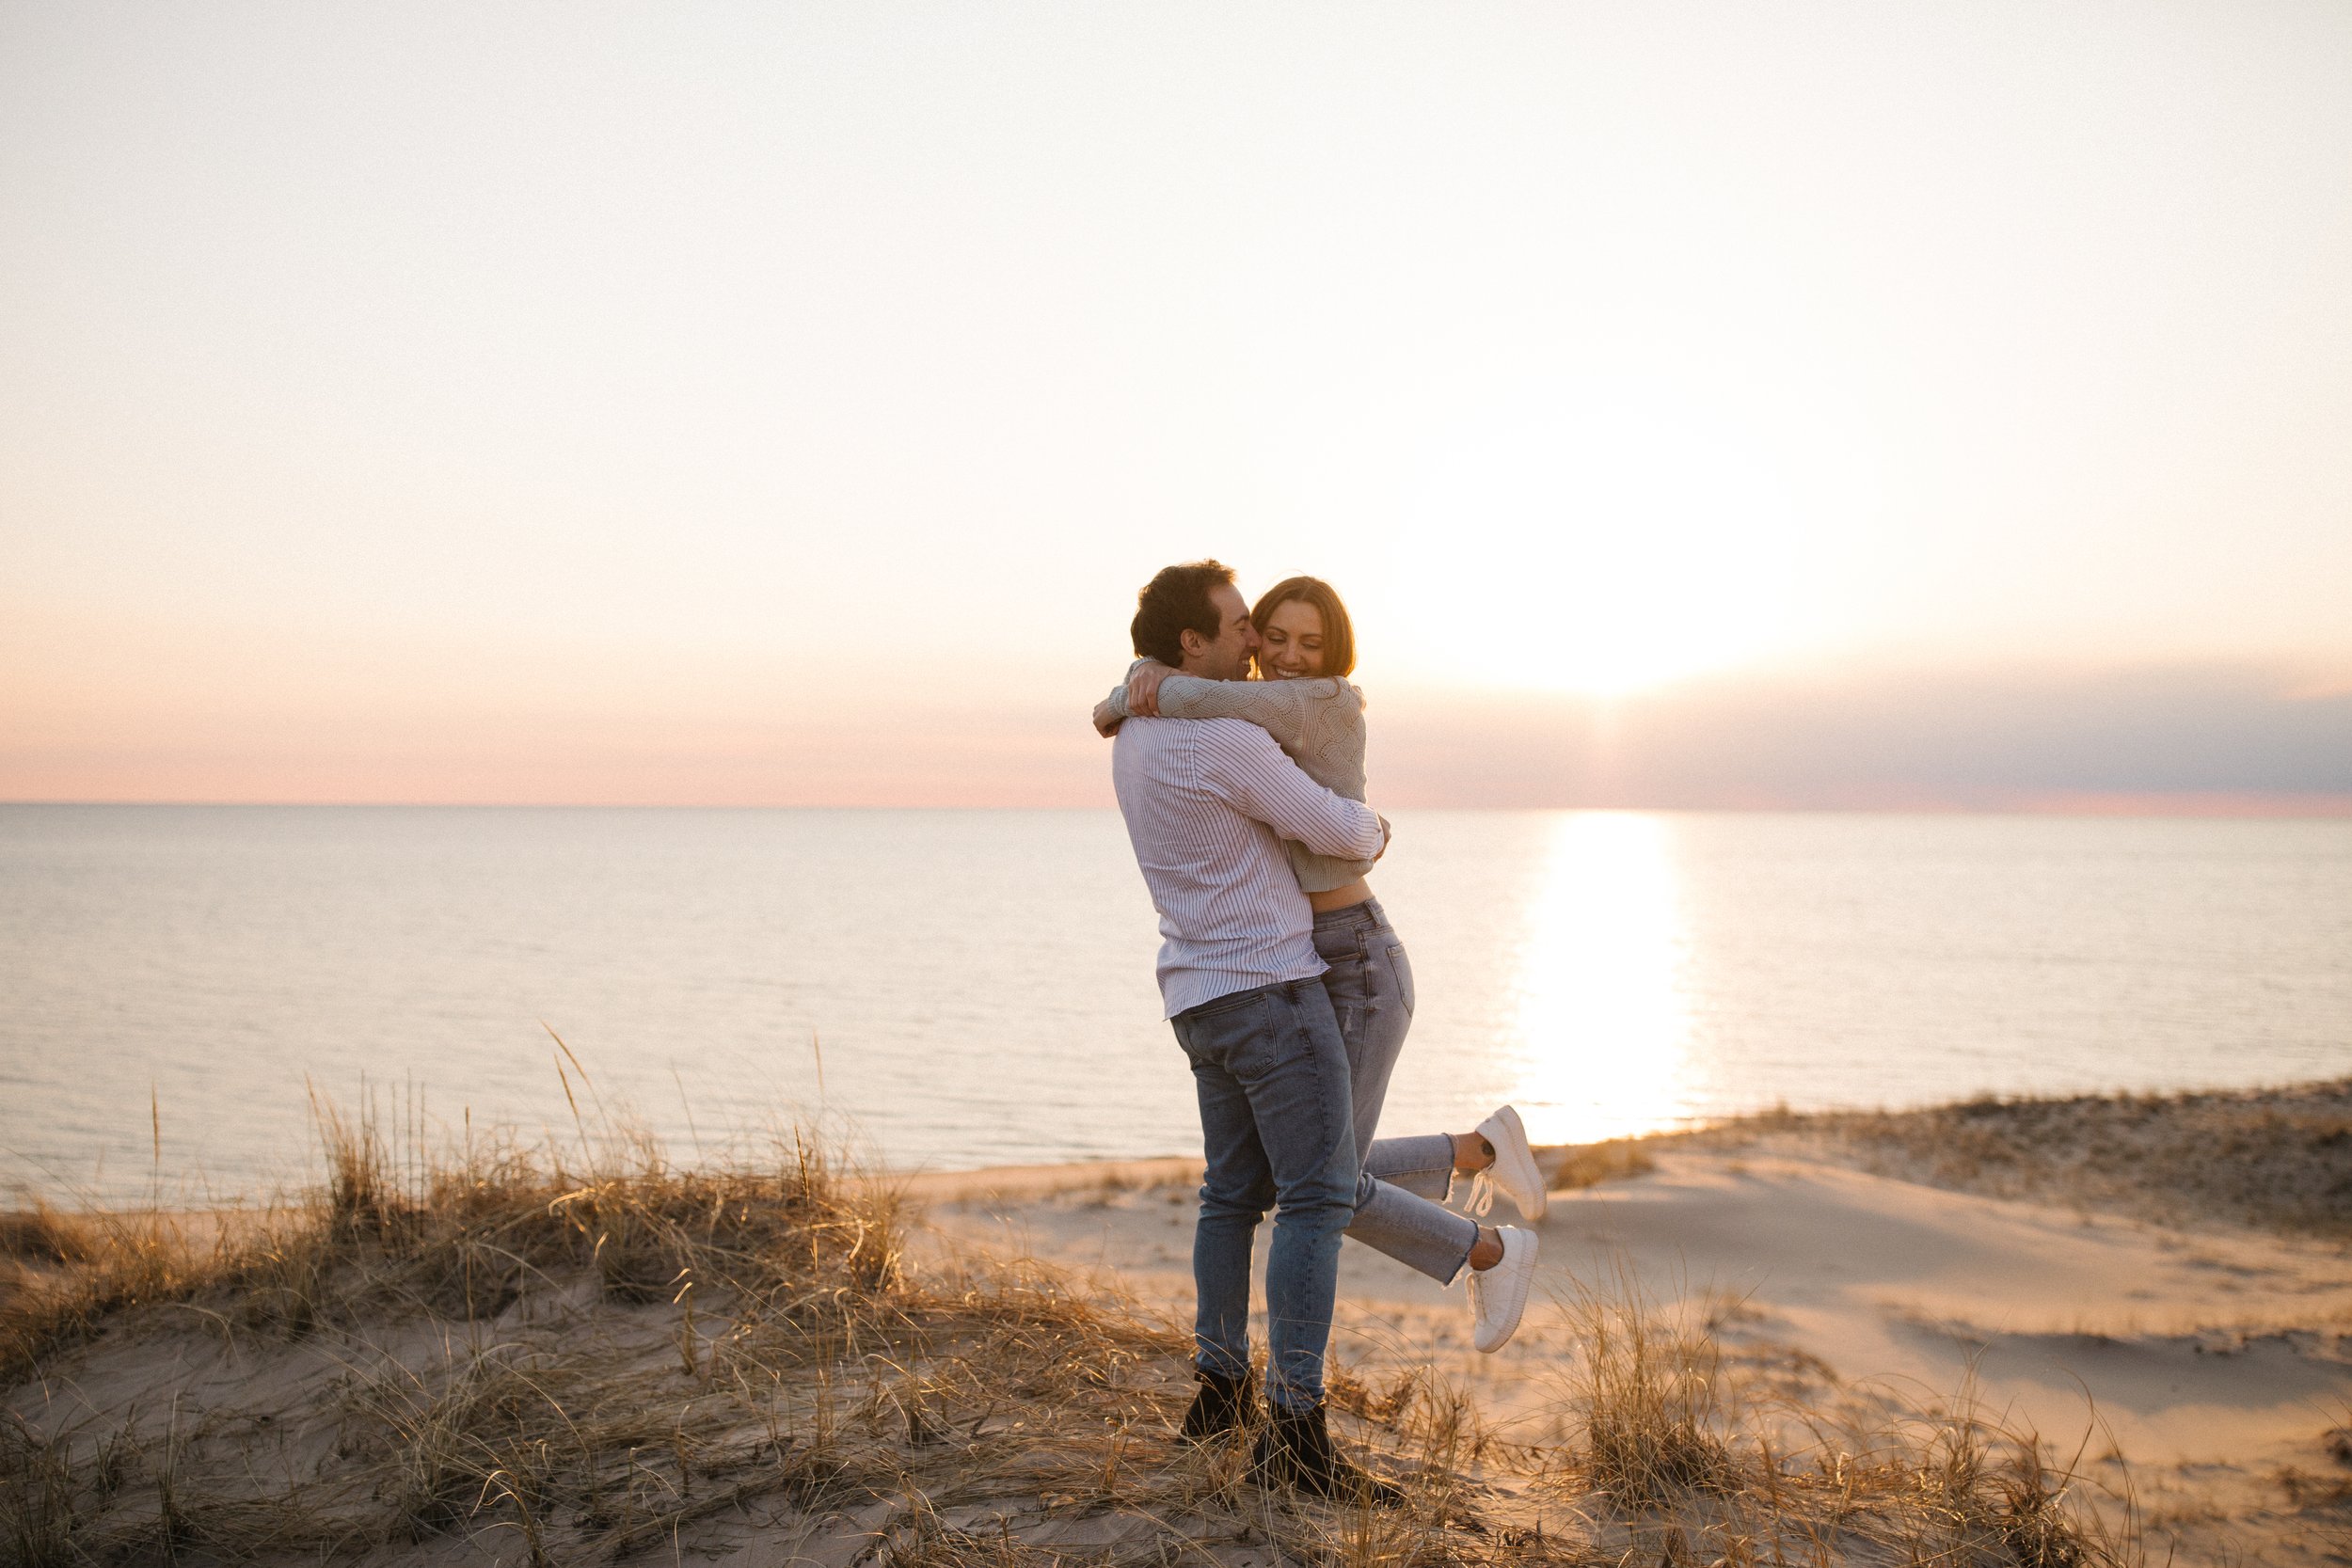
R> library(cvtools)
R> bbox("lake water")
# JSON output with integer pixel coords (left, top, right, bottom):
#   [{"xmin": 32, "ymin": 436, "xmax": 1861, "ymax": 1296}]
[{"xmin": 3, "ymin": 805, "xmax": 2348, "ymax": 1203}]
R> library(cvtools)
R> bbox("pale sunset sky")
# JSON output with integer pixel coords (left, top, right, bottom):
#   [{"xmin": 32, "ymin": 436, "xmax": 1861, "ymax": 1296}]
[{"xmin": 4, "ymin": 3, "xmax": 2348, "ymax": 809}]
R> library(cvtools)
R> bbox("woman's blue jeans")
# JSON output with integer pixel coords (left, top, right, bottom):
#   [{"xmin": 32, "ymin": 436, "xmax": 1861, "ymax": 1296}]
[{"xmin": 1314, "ymin": 899, "xmax": 1480, "ymax": 1286}]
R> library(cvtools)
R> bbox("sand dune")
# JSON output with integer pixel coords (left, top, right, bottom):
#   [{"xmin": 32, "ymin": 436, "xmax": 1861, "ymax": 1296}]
[
  {"xmin": 918, "ymin": 1143, "xmax": 2352, "ymax": 1560},
  {"xmin": 11, "ymin": 1092, "xmax": 2352, "ymax": 1564}
]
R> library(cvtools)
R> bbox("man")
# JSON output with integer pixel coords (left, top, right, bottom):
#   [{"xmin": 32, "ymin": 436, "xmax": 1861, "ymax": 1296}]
[{"xmin": 1105, "ymin": 559, "xmax": 1413, "ymax": 1503}]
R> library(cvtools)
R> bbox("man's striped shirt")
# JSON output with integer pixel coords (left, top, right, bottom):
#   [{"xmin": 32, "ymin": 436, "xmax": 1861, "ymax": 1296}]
[{"xmin": 1111, "ymin": 716, "xmax": 1386, "ymax": 1018}]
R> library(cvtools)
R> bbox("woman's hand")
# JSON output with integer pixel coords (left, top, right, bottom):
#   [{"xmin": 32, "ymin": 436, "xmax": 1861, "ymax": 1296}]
[
  {"xmin": 1092, "ymin": 698, "xmax": 1124, "ymax": 737},
  {"xmin": 1124, "ymin": 659, "xmax": 1173, "ymax": 718}
]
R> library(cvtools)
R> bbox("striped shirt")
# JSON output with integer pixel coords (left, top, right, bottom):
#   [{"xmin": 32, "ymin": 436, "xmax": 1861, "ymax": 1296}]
[
  {"xmin": 1098, "ymin": 670, "xmax": 1372, "ymax": 893},
  {"xmin": 1112, "ymin": 716, "xmax": 1387, "ymax": 1018}
]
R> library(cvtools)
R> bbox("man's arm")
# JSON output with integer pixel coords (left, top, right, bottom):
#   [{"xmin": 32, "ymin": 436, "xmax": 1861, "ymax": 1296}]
[
  {"xmin": 1152, "ymin": 674, "xmax": 1327, "ymax": 756},
  {"xmin": 1197, "ymin": 722, "xmax": 1384, "ymax": 862},
  {"xmin": 1091, "ymin": 659, "xmax": 1165, "ymax": 736}
]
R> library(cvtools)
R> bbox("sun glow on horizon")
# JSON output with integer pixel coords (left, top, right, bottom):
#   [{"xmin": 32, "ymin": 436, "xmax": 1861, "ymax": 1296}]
[{"xmin": 1505, "ymin": 811, "xmax": 1701, "ymax": 1146}]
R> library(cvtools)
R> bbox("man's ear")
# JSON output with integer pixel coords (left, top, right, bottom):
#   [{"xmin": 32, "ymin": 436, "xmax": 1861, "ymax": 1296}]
[{"xmin": 1176, "ymin": 627, "xmax": 1207, "ymax": 661}]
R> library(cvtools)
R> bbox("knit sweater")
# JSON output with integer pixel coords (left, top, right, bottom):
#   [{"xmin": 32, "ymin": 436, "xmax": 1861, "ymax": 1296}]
[{"xmin": 1098, "ymin": 670, "xmax": 1375, "ymax": 893}]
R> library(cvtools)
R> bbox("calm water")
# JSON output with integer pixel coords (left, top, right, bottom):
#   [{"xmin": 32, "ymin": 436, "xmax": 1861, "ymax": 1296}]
[{"xmin": 2, "ymin": 805, "xmax": 2347, "ymax": 1202}]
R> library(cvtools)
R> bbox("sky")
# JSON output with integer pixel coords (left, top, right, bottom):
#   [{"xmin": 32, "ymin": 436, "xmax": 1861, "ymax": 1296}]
[{"xmin": 3, "ymin": 1, "xmax": 2348, "ymax": 809}]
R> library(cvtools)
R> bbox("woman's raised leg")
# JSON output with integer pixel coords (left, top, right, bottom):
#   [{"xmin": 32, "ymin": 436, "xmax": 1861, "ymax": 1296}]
[{"xmin": 1311, "ymin": 900, "xmax": 1480, "ymax": 1281}]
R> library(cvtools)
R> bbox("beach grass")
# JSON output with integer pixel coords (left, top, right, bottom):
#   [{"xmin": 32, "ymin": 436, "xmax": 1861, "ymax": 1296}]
[{"xmin": 0, "ymin": 1085, "xmax": 2215, "ymax": 1566}]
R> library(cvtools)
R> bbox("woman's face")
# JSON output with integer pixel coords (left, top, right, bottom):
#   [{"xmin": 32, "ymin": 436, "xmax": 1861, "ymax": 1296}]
[{"xmin": 1256, "ymin": 599, "xmax": 1327, "ymax": 679}]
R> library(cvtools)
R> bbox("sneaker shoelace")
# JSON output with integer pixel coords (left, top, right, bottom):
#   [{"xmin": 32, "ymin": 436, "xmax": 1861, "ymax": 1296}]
[{"xmin": 1466, "ymin": 1169, "xmax": 1498, "ymax": 1218}]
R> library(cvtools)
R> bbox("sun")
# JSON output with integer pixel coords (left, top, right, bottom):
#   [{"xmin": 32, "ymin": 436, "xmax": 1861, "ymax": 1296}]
[{"xmin": 1379, "ymin": 389, "xmax": 1804, "ymax": 697}]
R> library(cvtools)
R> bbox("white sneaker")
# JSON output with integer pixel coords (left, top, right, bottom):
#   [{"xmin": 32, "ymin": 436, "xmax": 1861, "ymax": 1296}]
[
  {"xmin": 1468, "ymin": 1104, "xmax": 1549, "ymax": 1223},
  {"xmin": 1469, "ymin": 1225, "xmax": 1538, "ymax": 1353}
]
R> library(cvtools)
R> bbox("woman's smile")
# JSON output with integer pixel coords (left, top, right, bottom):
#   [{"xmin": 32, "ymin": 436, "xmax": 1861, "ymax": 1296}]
[{"xmin": 1257, "ymin": 599, "xmax": 1327, "ymax": 679}]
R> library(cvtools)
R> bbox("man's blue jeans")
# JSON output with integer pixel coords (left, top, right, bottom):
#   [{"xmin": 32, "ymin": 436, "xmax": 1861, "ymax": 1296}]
[{"xmin": 1169, "ymin": 976, "xmax": 1358, "ymax": 1412}]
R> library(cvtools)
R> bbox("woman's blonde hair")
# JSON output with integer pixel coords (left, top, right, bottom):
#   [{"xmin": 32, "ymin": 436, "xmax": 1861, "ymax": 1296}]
[{"xmin": 1249, "ymin": 576, "xmax": 1355, "ymax": 677}]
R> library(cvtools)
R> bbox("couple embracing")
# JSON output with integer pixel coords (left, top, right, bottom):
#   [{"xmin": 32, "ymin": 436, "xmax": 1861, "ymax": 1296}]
[{"xmin": 1096, "ymin": 561, "xmax": 1547, "ymax": 1506}]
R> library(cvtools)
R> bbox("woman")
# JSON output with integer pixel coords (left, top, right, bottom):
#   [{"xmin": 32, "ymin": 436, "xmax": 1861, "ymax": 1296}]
[{"xmin": 1093, "ymin": 576, "xmax": 1547, "ymax": 1353}]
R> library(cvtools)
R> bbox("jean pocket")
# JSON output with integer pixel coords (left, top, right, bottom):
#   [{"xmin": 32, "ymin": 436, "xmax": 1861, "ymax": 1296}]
[
  {"xmin": 1387, "ymin": 943, "xmax": 1416, "ymax": 1017},
  {"xmin": 1176, "ymin": 987, "xmax": 1268, "ymax": 1065},
  {"xmin": 1187, "ymin": 984, "xmax": 1268, "ymax": 1022}
]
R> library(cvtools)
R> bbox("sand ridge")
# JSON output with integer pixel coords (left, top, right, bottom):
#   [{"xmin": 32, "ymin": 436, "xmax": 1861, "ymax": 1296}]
[{"xmin": 917, "ymin": 1144, "xmax": 2352, "ymax": 1561}]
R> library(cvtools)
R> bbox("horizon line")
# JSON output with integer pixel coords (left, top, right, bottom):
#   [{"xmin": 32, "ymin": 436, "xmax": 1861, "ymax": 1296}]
[{"xmin": 6, "ymin": 793, "xmax": 2351, "ymax": 819}]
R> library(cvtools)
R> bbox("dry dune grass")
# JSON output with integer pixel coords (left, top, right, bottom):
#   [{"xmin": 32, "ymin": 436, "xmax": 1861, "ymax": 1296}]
[
  {"xmin": 1543, "ymin": 1139, "xmax": 1658, "ymax": 1194},
  {"xmin": 1680, "ymin": 1077, "xmax": 2352, "ymax": 1238},
  {"xmin": 1536, "ymin": 1265, "xmax": 2138, "ymax": 1568},
  {"xmin": 5, "ymin": 1088, "xmax": 2151, "ymax": 1567}
]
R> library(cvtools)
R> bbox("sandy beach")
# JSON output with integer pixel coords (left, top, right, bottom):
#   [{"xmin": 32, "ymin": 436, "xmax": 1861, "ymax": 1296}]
[
  {"xmin": 7, "ymin": 1083, "xmax": 2351, "ymax": 1564},
  {"xmin": 915, "ymin": 1133, "xmax": 2352, "ymax": 1560}
]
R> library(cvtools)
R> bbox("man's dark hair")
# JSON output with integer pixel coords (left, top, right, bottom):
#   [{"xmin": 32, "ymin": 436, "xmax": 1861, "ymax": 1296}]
[{"xmin": 1130, "ymin": 560, "xmax": 1237, "ymax": 667}]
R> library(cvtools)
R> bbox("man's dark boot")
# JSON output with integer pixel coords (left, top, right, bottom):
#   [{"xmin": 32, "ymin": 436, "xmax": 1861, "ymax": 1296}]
[
  {"xmin": 1177, "ymin": 1366, "xmax": 1257, "ymax": 1443},
  {"xmin": 1249, "ymin": 1402, "xmax": 1406, "ymax": 1507}
]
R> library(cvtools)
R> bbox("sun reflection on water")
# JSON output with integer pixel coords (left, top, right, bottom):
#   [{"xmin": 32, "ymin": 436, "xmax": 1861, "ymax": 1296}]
[{"xmin": 1505, "ymin": 812, "xmax": 1697, "ymax": 1145}]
